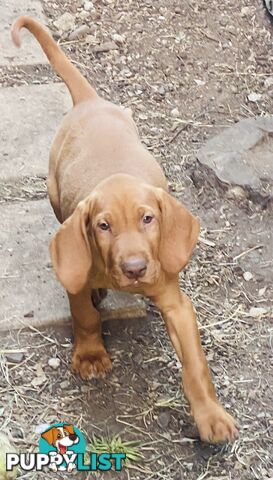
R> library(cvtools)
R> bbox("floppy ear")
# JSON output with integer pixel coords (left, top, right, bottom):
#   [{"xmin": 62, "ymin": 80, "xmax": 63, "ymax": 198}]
[
  {"xmin": 41, "ymin": 428, "xmax": 54, "ymax": 445},
  {"xmin": 157, "ymin": 189, "xmax": 200, "ymax": 274},
  {"xmin": 49, "ymin": 200, "xmax": 92, "ymax": 294}
]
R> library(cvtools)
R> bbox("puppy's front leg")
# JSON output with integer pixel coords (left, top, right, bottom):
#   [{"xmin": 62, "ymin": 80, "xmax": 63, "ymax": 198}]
[
  {"xmin": 152, "ymin": 280, "xmax": 238, "ymax": 443},
  {"xmin": 68, "ymin": 287, "xmax": 112, "ymax": 380}
]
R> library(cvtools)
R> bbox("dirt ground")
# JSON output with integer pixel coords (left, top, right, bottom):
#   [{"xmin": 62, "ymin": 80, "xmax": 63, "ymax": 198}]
[{"xmin": 1, "ymin": 0, "xmax": 273, "ymax": 479}]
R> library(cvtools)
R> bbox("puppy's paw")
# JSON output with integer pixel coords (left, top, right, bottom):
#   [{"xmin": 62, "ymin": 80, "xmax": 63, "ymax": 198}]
[
  {"xmin": 67, "ymin": 463, "xmax": 76, "ymax": 472},
  {"xmin": 194, "ymin": 402, "xmax": 238, "ymax": 444},
  {"xmin": 71, "ymin": 347, "xmax": 112, "ymax": 380}
]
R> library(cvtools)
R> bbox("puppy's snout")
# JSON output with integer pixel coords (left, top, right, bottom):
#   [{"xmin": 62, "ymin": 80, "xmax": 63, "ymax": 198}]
[
  {"xmin": 121, "ymin": 257, "xmax": 147, "ymax": 280},
  {"xmin": 69, "ymin": 434, "xmax": 78, "ymax": 442}
]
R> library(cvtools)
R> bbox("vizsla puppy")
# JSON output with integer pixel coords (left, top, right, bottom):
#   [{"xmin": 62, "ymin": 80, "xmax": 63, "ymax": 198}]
[{"xmin": 12, "ymin": 17, "xmax": 238, "ymax": 443}]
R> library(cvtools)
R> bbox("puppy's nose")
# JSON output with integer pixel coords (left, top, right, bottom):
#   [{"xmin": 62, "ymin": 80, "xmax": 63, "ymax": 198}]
[
  {"xmin": 69, "ymin": 434, "xmax": 78, "ymax": 441},
  {"xmin": 121, "ymin": 257, "xmax": 147, "ymax": 280}
]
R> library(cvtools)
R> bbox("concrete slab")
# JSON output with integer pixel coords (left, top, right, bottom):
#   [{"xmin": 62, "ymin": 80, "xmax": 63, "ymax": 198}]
[
  {"xmin": 0, "ymin": 0, "xmax": 47, "ymax": 66},
  {"xmin": 0, "ymin": 84, "xmax": 71, "ymax": 180},
  {"xmin": 197, "ymin": 116, "xmax": 273, "ymax": 201},
  {"xmin": 0, "ymin": 200, "xmax": 146, "ymax": 332}
]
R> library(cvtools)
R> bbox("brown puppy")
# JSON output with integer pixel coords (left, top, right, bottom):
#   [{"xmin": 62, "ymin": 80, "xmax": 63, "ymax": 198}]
[{"xmin": 12, "ymin": 17, "xmax": 238, "ymax": 443}]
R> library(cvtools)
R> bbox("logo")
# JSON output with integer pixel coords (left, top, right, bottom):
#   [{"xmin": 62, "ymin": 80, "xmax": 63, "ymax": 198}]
[
  {"xmin": 6, "ymin": 423, "xmax": 126, "ymax": 473},
  {"xmin": 39, "ymin": 423, "xmax": 86, "ymax": 472}
]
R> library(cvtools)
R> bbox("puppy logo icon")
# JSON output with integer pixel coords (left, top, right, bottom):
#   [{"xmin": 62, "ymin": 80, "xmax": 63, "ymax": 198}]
[
  {"xmin": 39, "ymin": 423, "xmax": 86, "ymax": 472},
  {"xmin": 6, "ymin": 421, "xmax": 126, "ymax": 473}
]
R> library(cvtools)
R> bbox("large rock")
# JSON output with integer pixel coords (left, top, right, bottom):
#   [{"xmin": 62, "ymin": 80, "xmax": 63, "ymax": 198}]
[
  {"xmin": 0, "ymin": 200, "xmax": 146, "ymax": 332},
  {"xmin": 197, "ymin": 116, "xmax": 273, "ymax": 200},
  {"xmin": 0, "ymin": 0, "xmax": 47, "ymax": 66},
  {"xmin": 0, "ymin": 84, "xmax": 71, "ymax": 180}
]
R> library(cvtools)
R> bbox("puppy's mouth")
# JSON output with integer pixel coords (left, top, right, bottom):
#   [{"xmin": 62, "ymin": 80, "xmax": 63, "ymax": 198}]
[
  {"xmin": 116, "ymin": 277, "xmax": 144, "ymax": 289},
  {"xmin": 111, "ymin": 271, "xmax": 145, "ymax": 289},
  {"xmin": 126, "ymin": 278, "xmax": 143, "ymax": 287},
  {"xmin": 59, "ymin": 444, "xmax": 67, "ymax": 455}
]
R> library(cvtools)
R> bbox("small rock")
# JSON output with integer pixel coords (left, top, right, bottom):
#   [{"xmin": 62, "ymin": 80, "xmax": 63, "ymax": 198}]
[
  {"xmin": 111, "ymin": 33, "xmax": 125, "ymax": 44},
  {"xmin": 234, "ymin": 460, "xmax": 243, "ymax": 471},
  {"xmin": 156, "ymin": 411, "xmax": 171, "ymax": 429},
  {"xmin": 48, "ymin": 357, "xmax": 61, "ymax": 369},
  {"xmin": 31, "ymin": 375, "xmax": 46, "ymax": 388},
  {"xmin": 168, "ymin": 375, "xmax": 176, "ymax": 384},
  {"xmin": 194, "ymin": 79, "xmax": 206, "ymax": 86},
  {"xmin": 222, "ymin": 42, "xmax": 230, "ymax": 50},
  {"xmin": 158, "ymin": 85, "xmax": 166, "ymax": 96},
  {"xmin": 197, "ymin": 116, "xmax": 273, "ymax": 199},
  {"xmin": 90, "ymin": 10, "xmax": 100, "ymax": 20},
  {"xmin": 5, "ymin": 352, "xmax": 24, "ymax": 363},
  {"xmin": 135, "ymin": 23, "xmax": 143, "ymax": 33},
  {"xmin": 85, "ymin": 34, "xmax": 96, "ymax": 44},
  {"xmin": 150, "ymin": 381, "xmax": 161, "ymax": 391},
  {"xmin": 249, "ymin": 306, "xmax": 268, "ymax": 318},
  {"xmin": 226, "ymin": 186, "xmax": 247, "ymax": 200},
  {"xmin": 54, "ymin": 13, "xmax": 75, "ymax": 34},
  {"xmin": 69, "ymin": 25, "xmax": 90, "ymax": 41},
  {"xmin": 119, "ymin": 68, "xmax": 133, "ymax": 78},
  {"xmin": 248, "ymin": 92, "xmax": 262, "ymax": 102},
  {"xmin": 31, "ymin": 364, "xmax": 47, "ymax": 387},
  {"xmin": 243, "ymin": 271, "xmax": 253, "ymax": 282},
  {"xmin": 219, "ymin": 16, "xmax": 229, "ymax": 26},
  {"xmin": 84, "ymin": 0, "xmax": 94, "ymax": 10},
  {"xmin": 93, "ymin": 41, "xmax": 118, "ymax": 53},
  {"xmin": 258, "ymin": 287, "xmax": 267, "ymax": 297},
  {"xmin": 241, "ymin": 6, "xmax": 254, "ymax": 17},
  {"xmin": 171, "ymin": 107, "xmax": 179, "ymax": 117},
  {"xmin": 264, "ymin": 76, "xmax": 273, "ymax": 88},
  {"xmin": 78, "ymin": 10, "xmax": 90, "ymax": 20},
  {"xmin": 60, "ymin": 380, "xmax": 70, "ymax": 389},
  {"xmin": 231, "ymin": 85, "xmax": 238, "ymax": 94}
]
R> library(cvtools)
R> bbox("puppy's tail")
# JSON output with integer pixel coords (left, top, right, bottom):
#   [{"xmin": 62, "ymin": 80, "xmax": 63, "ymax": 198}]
[{"xmin": 11, "ymin": 16, "xmax": 98, "ymax": 105}]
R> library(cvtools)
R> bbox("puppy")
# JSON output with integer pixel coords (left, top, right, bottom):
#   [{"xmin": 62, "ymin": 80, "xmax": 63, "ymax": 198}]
[
  {"xmin": 42, "ymin": 425, "xmax": 79, "ymax": 471},
  {"xmin": 11, "ymin": 17, "xmax": 238, "ymax": 443}
]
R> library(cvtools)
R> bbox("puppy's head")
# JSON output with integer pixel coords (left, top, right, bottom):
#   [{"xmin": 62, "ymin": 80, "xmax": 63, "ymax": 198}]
[
  {"xmin": 50, "ymin": 175, "xmax": 199, "ymax": 293},
  {"xmin": 41, "ymin": 425, "xmax": 78, "ymax": 448}
]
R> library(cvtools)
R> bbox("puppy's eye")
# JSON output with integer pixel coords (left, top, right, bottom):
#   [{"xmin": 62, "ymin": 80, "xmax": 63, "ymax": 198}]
[
  {"xmin": 143, "ymin": 215, "xmax": 154, "ymax": 224},
  {"xmin": 57, "ymin": 433, "xmax": 62, "ymax": 439},
  {"xmin": 98, "ymin": 221, "xmax": 110, "ymax": 231}
]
